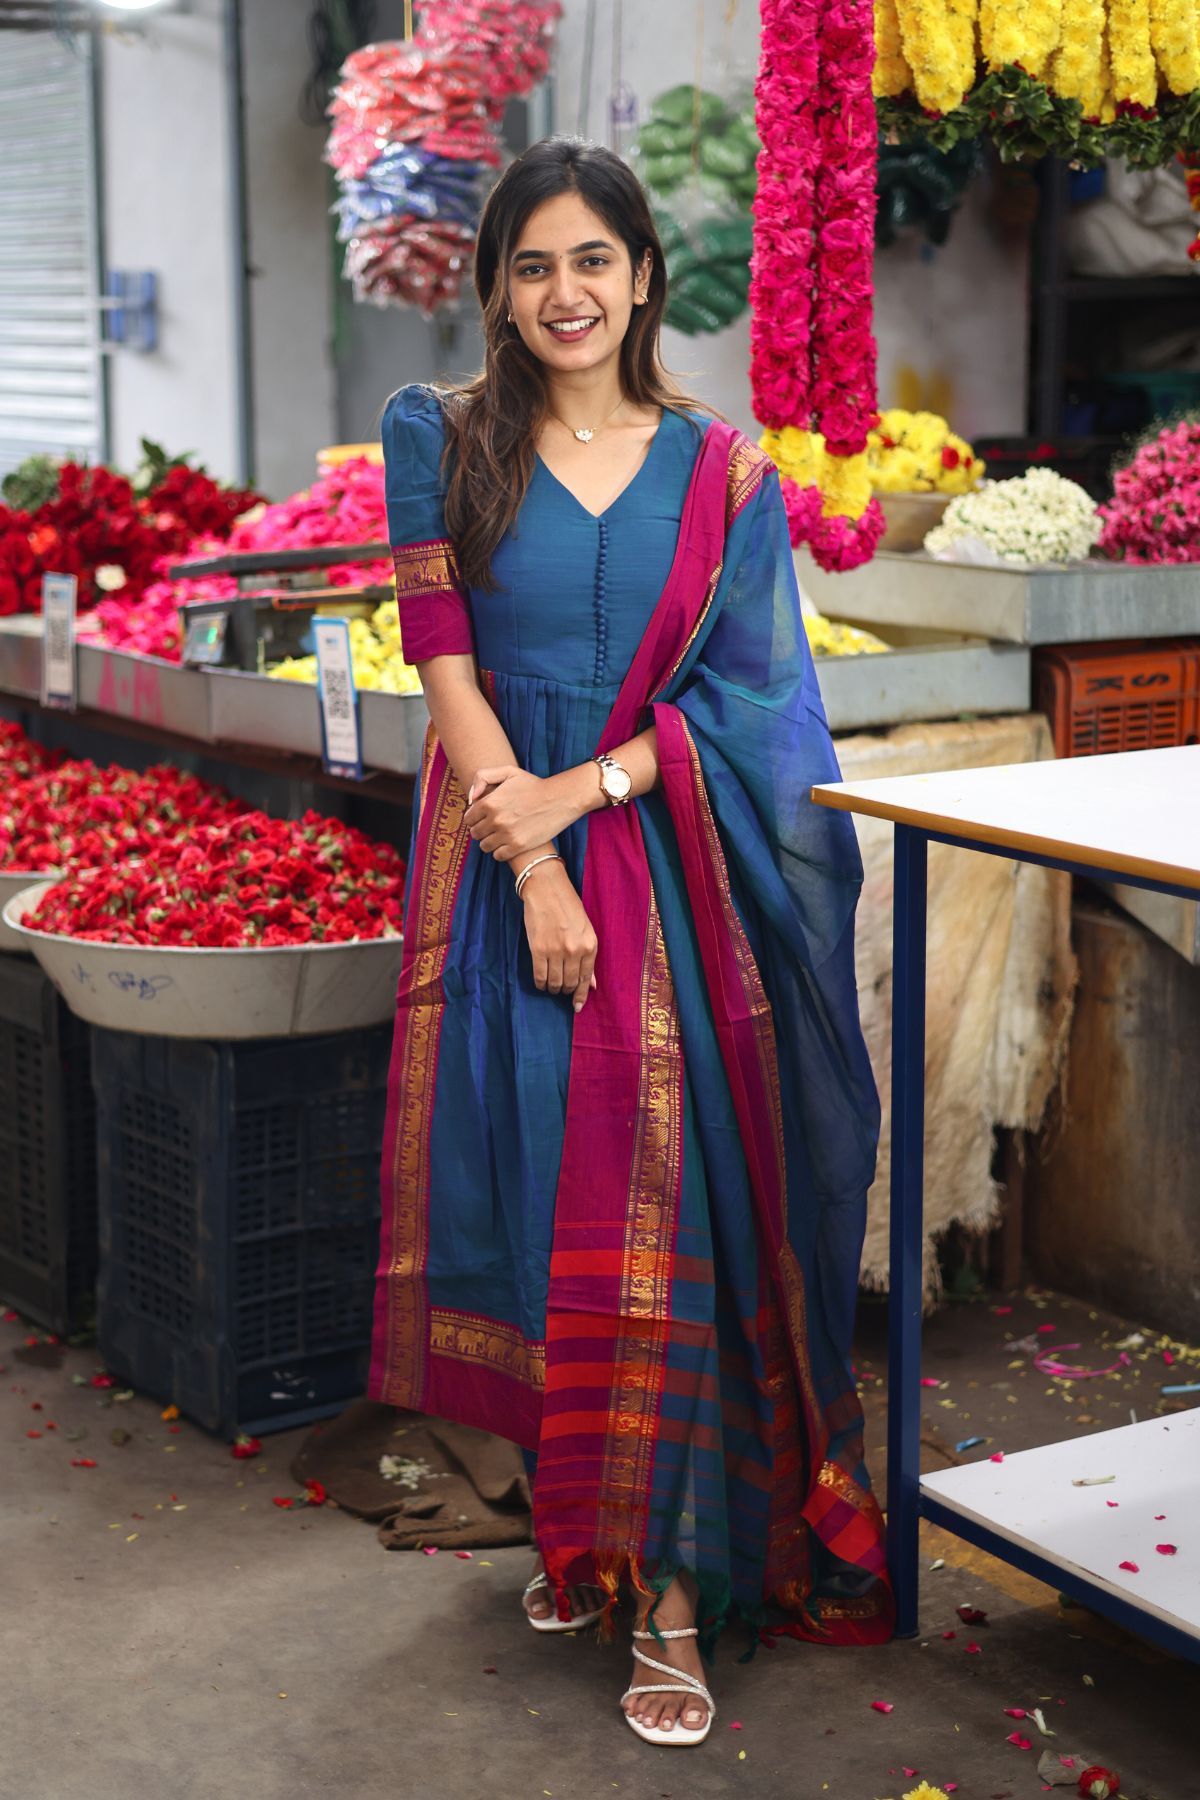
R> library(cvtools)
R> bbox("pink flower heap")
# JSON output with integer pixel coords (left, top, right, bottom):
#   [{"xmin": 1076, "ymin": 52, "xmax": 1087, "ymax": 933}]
[
  {"xmin": 94, "ymin": 458, "xmax": 390, "ymax": 663},
  {"xmin": 1098, "ymin": 418, "xmax": 1200, "ymax": 564},
  {"xmin": 751, "ymin": 0, "xmax": 884, "ymax": 572}
]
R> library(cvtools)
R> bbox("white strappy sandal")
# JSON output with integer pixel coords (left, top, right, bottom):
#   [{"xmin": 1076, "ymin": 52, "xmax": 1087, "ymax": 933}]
[
  {"xmin": 522, "ymin": 1571, "xmax": 606, "ymax": 1634},
  {"xmin": 620, "ymin": 1625, "xmax": 716, "ymax": 1746}
]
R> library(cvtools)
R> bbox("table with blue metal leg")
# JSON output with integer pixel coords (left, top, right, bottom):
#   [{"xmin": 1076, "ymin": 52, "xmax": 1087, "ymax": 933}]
[{"xmin": 814, "ymin": 746, "xmax": 1200, "ymax": 1661}]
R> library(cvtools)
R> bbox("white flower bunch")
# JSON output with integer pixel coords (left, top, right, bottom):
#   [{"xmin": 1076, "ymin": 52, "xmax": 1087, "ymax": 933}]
[{"xmin": 924, "ymin": 469, "xmax": 1101, "ymax": 567}]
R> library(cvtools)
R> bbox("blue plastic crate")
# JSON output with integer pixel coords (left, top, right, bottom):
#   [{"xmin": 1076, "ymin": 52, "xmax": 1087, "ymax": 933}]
[
  {"xmin": 92, "ymin": 1024, "xmax": 391, "ymax": 1437},
  {"xmin": 0, "ymin": 953, "xmax": 97, "ymax": 1333}
]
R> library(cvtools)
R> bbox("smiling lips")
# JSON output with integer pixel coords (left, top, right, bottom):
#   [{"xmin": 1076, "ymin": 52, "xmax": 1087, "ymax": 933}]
[{"xmin": 544, "ymin": 316, "xmax": 600, "ymax": 338}]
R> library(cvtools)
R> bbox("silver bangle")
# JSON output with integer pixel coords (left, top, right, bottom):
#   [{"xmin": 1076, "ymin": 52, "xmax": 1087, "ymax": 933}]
[{"xmin": 514, "ymin": 852, "xmax": 562, "ymax": 901}]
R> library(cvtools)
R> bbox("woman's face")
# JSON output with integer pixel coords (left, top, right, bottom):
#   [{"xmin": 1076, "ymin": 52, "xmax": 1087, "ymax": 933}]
[{"xmin": 505, "ymin": 191, "xmax": 651, "ymax": 374}]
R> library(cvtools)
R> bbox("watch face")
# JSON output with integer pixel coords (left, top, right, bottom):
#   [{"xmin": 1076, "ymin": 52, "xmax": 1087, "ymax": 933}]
[{"xmin": 604, "ymin": 762, "xmax": 633, "ymax": 802}]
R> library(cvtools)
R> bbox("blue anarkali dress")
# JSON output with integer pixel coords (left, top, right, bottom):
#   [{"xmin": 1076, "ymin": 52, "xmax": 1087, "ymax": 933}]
[{"xmin": 369, "ymin": 384, "xmax": 894, "ymax": 1644}]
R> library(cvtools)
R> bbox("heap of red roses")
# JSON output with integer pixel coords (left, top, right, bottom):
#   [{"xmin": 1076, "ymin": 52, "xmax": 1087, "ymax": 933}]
[
  {"xmin": 0, "ymin": 456, "xmax": 261, "ymax": 619},
  {"xmin": 1, "ymin": 752, "xmax": 248, "ymax": 876},
  {"xmin": 0, "ymin": 719, "xmax": 55, "ymax": 781},
  {"xmin": 28, "ymin": 810, "xmax": 405, "ymax": 948},
  {"xmin": 1, "ymin": 723, "xmax": 405, "ymax": 949}
]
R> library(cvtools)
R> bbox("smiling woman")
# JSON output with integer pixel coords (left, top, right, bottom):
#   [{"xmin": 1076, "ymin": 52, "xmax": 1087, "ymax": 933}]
[{"xmin": 368, "ymin": 137, "xmax": 893, "ymax": 1753}]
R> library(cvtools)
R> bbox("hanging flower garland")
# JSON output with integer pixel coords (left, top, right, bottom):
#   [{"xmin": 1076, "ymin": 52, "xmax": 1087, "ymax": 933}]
[
  {"xmin": 752, "ymin": 0, "xmax": 885, "ymax": 572},
  {"xmin": 878, "ymin": 0, "xmax": 1200, "ymax": 166}
]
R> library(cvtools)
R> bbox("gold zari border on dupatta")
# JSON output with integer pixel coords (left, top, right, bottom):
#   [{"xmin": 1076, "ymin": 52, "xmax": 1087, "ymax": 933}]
[
  {"xmin": 431, "ymin": 1309, "xmax": 546, "ymax": 1388},
  {"xmin": 726, "ymin": 434, "xmax": 771, "ymax": 523},
  {"xmin": 597, "ymin": 891, "xmax": 683, "ymax": 1552},
  {"xmin": 391, "ymin": 537, "xmax": 464, "ymax": 600},
  {"xmin": 379, "ymin": 725, "xmax": 471, "ymax": 1407}
]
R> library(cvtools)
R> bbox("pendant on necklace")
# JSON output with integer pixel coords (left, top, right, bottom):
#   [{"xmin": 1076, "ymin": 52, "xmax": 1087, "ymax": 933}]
[{"xmin": 574, "ymin": 428, "xmax": 595, "ymax": 444}]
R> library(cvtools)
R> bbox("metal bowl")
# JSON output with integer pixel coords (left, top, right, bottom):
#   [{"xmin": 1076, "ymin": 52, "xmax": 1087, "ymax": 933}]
[{"xmin": 2, "ymin": 881, "xmax": 404, "ymax": 1039}]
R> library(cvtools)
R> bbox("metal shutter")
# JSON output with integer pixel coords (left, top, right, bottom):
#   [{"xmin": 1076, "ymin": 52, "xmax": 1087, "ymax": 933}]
[{"xmin": 0, "ymin": 30, "xmax": 104, "ymax": 480}]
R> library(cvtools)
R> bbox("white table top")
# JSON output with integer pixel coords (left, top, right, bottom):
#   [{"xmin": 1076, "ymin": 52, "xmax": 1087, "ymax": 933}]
[
  {"xmin": 813, "ymin": 745, "xmax": 1200, "ymax": 892},
  {"xmin": 921, "ymin": 1410, "xmax": 1200, "ymax": 1642}
]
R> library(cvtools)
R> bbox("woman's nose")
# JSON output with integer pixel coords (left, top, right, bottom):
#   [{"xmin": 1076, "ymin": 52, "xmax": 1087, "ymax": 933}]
[{"xmin": 547, "ymin": 260, "xmax": 583, "ymax": 308}]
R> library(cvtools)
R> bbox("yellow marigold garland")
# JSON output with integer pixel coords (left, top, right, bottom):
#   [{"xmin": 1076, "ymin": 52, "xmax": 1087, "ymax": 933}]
[
  {"xmin": 884, "ymin": 0, "xmax": 1200, "ymax": 102},
  {"xmin": 1050, "ymin": 0, "xmax": 1110, "ymax": 113},
  {"xmin": 978, "ymin": 0, "xmax": 1000, "ymax": 64},
  {"xmin": 874, "ymin": 0, "xmax": 915, "ymax": 94},
  {"xmin": 893, "ymin": 0, "xmax": 972, "ymax": 112},
  {"xmin": 987, "ymin": 0, "xmax": 1031, "ymax": 68},
  {"xmin": 1100, "ymin": 0, "xmax": 1158, "ymax": 104},
  {"xmin": 1025, "ymin": 0, "xmax": 1065, "ymax": 75},
  {"xmin": 1149, "ymin": 0, "xmax": 1200, "ymax": 93},
  {"xmin": 945, "ymin": 0, "xmax": 980, "ymax": 94}
]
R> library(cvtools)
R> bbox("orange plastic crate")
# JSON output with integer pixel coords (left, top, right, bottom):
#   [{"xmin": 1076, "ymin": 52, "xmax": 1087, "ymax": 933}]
[{"xmin": 1033, "ymin": 639, "xmax": 1200, "ymax": 759}]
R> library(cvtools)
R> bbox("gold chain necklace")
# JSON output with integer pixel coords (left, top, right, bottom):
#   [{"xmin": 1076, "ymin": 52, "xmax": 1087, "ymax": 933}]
[{"xmin": 546, "ymin": 395, "xmax": 627, "ymax": 445}]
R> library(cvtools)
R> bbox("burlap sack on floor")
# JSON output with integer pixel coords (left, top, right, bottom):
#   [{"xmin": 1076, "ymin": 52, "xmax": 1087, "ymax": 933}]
[{"xmin": 290, "ymin": 1400, "xmax": 532, "ymax": 1550}]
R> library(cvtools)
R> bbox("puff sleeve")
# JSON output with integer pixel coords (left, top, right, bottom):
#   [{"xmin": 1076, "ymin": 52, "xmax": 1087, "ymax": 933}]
[{"xmin": 382, "ymin": 383, "xmax": 475, "ymax": 661}]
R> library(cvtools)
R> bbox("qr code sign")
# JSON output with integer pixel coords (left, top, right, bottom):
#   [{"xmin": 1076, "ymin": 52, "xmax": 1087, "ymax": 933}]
[
  {"xmin": 47, "ymin": 613, "xmax": 70, "ymax": 665},
  {"xmin": 324, "ymin": 664, "xmax": 352, "ymax": 722}
]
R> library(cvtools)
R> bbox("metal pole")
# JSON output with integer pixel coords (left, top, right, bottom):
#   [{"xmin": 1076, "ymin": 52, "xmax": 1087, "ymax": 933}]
[
  {"xmin": 887, "ymin": 824, "xmax": 928, "ymax": 1639},
  {"xmin": 223, "ymin": 0, "xmax": 255, "ymax": 486},
  {"xmin": 85, "ymin": 29, "xmax": 113, "ymax": 464}
]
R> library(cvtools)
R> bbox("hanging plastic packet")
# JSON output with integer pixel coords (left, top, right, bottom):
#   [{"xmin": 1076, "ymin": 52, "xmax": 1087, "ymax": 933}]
[
  {"xmin": 630, "ymin": 83, "xmax": 759, "ymax": 337},
  {"xmin": 324, "ymin": 7, "xmax": 561, "ymax": 316}
]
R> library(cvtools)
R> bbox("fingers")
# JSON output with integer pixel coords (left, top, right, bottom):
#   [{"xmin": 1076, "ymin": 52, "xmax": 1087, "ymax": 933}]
[
  {"xmin": 473, "ymin": 764, "xmax": 519, "ymax": 791},
  {"xmin": 545, "ymin": 957, "xmax": 565, "ymax": 997},
  {"xmin": 573, "ymin": 943, "xmax": 598, "ymax": 1014}
]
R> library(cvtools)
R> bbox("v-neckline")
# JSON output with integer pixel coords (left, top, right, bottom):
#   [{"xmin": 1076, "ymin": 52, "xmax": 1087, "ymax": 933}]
[{"xmin": 535, "ymin": 409, "xmax": 667, "ymax": 521}]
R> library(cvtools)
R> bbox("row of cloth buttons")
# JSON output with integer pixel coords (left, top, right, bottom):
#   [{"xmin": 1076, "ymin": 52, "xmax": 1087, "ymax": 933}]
[{"xmin": 592, "ymin": 517, "xmax": 609, "ymax": 685}]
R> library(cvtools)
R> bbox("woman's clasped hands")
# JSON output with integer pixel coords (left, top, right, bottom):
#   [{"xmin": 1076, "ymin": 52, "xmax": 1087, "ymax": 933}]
[
  {"xmin": 464, "ymin": 763, "xmax": 585, "ymax": 861},
  {"xmin": 466, "ymin": 764, "xmax": 599, "ymax": 1012}
]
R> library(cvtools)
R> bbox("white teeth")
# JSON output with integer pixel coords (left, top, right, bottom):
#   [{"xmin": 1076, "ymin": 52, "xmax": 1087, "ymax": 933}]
[{"xmin": 547, "ymin": 318, "xmax": 598, "ymax": 334}]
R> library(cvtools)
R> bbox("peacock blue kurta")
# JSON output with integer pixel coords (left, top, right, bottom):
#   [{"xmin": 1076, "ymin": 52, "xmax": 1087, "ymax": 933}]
[{"xmin": 370, "ymin": 383, "xmax": 893, "ymax": 1641}]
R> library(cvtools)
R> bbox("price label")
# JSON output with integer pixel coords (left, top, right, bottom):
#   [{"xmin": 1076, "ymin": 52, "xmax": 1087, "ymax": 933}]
[
  {"xmin": 41, "ymin": 572, "xmax": 78, "ymax": 710},
  {"xmin": 313, "ymin": 617, "xmax": 362, "ymax": 780},
  {"xmin": 181, "ymin": 609, "xmax": 229, "ymax": 666}
]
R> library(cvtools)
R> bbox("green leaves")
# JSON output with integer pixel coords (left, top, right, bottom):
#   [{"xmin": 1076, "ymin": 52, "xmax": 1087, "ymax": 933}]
[{"xmin": 878, "ymin": 66, "xmax": 1200, "ymax": 170}]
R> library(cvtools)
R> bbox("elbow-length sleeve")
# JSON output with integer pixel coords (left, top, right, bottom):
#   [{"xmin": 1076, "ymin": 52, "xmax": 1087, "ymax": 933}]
[{"xmin": 382, "ymin": 383, "xmax": 475, "ymax": 661}]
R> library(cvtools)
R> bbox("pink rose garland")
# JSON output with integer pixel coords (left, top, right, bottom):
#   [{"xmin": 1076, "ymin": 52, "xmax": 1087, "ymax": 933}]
[
  {"xmin": 812, "ymin": 0, "xmax": 879, "ymax": 459},
  {"xmin": 749, "ymin": 0, "xmax": 821, "ymax": 432},
  {"xmin": 751, "ymin": 0, "xmax": 884, "ymax": 572}
]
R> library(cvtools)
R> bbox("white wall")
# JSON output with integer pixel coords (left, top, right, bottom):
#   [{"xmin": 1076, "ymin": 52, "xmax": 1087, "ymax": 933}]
[
  {"xmin": 100, "ymin": 0, "xmax": 338, "ymax": 497},
  {"xmin": 241, "ymin": 0, "xmax": 338, "ymax": 495},
  {"xmin": 874, "ymin": 178, "xmax": 1029, "ymax": 438},
  {"xmin": 100, "ymin": 0, "xmax": 238, "ymax": 477}
]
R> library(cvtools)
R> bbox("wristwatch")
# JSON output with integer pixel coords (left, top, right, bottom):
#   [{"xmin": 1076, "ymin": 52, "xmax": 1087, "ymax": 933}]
[{"xmin": 593, "ymin": 753, "xmax": 633, "ymax": 807}]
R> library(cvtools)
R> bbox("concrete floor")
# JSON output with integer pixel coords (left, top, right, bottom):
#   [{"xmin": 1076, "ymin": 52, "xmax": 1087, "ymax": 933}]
[{"xmin": 4, "ymin": 1291, "xmax": 1198, "ymax": 1800}]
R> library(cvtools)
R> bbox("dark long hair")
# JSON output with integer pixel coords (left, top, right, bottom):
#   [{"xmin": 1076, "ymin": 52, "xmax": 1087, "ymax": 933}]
[{"xmin": 439, "ymin": 136, "xmax": 703, "ymax": 591}]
